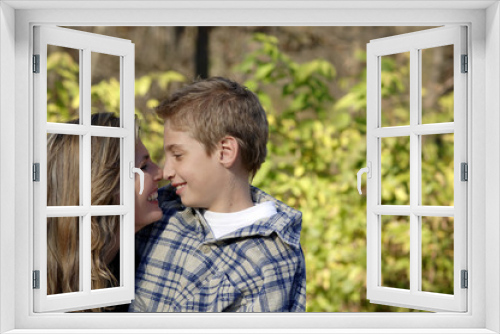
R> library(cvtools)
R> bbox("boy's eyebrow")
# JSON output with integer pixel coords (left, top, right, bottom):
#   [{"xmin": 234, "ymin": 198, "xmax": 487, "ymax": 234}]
[{"xmin": 164, "ymin": 144, "xmax": 181, "ymax": 152}]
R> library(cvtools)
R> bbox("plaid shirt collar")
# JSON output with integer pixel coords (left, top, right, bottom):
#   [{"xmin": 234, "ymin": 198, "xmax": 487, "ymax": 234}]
[{"xmin": 159, "ymin": 185, "xmax": 302, "ymax": 248}]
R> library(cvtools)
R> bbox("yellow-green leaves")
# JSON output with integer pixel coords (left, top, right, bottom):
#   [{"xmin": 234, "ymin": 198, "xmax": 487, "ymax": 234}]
[{"xmin": 236, "ymin": 33, "xmax": 453, "ymax": 312}]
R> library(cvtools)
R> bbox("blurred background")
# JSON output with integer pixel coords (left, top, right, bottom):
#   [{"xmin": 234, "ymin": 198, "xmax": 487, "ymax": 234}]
[{"xmin": 47, "ymin": 26, "xmax": 454, "ymax": 312}]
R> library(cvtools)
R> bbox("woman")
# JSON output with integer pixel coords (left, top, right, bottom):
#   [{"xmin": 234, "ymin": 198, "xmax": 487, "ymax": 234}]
[{"xmin": 46, "ymin": 113, "xmax": 162, "ymax": 309}]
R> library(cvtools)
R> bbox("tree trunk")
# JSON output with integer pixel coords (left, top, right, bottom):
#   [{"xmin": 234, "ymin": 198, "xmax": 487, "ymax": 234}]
[{"xmin": 195, "ymin": 27, "xmax": 210, "ymax": 79}]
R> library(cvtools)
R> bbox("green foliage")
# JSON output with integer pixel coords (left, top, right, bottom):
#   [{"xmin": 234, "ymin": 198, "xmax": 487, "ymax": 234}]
[
  {"xmin": 237, "ymin": 34, "xmax": 371, "ymax": 312},
  {"xmin": 237, "ymin": 33, "xmax": 454, "ymax": 312},
  {"xmin": 47, "ymin": 33, "xmax": 454, "ymax": 312},
  {"xmin": 46, "ymin": 51, "xmax": 185, "ymax": 166},
  {"xmin": 380, "ymin": 52, "xmax": 411, "ymax": 127},
  {"xmin": 133, "ymin": 70, "xmax": 186, "ymax": 165},
  {"xmin": 46, "ymin": 52, "xmax": 80, "ymax": 121},
  {"xmin": 381, "ymin": 137, "xmax": 410, "ymax": 205}
]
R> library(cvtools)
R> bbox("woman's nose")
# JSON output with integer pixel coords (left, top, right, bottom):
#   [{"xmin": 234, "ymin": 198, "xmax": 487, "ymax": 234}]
[{"xmin": 153, "ymin": 163, "xmax": 162, "ymax": 181}]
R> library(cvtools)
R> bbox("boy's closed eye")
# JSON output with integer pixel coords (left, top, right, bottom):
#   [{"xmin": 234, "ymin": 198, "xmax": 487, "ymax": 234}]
[{"xmin": 166, "ymin": 147, "xmax": 184, "ymax": 160}]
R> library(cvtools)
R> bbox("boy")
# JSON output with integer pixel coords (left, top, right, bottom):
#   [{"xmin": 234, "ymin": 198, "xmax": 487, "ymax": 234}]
[{"xmin": 130, "ymin": 77, "xmax": 306, "ymax": 312}]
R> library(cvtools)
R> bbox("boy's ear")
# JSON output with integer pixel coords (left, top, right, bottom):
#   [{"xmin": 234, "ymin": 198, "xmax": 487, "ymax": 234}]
[{"xmin": 217, "ymin": 136, "xmax": 239, "ymax": 168}]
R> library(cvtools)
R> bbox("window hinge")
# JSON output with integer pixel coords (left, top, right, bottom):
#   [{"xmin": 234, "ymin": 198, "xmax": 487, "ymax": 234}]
[
  {"xmin": 461, "ymin": 54, "xmax": 468, "ymax": 73},
  {"xmin": 461, "ymin": 270, "xmax": 468, "ymax": 289},
  {"xmin": 33, "ymin": 270, "xmax": 40, "ymax": 289},
  {"xmin": 461, "ymin": 162, "xmax": 468, "ymax": 181},
  {"xmin": 33, "ymin": 54, "xmax": 40, "ymax": 73},
  {"xmin": 33, "ymin": 163, "xmax": 40, "ymax": 182}
]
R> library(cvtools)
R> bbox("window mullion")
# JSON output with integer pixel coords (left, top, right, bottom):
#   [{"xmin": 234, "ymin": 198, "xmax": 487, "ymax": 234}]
[
  {"xmin": 82, "ymin": 48, "xmax": 92, "ymax": 294},
  {"xmin": 365, "ymin": 45, "xmax": 379, "ymax": 296},
  {"xmin": 122, "ymin": 49, "xmax": 135, "ymax": 295},
  {"xmin": 78, "ymin": 48, "xmax": 85, "ymax": 292},
  {"xmin": 82, "ymin": 131, "xmax": 91, "ymax": 294},
  {"xmin": 82, "ymin": 212, "xmax": 92, "ymax": 293},
  {"xmin": 409, "ymin": 47, "xmax": 421, "ymax": 294}
]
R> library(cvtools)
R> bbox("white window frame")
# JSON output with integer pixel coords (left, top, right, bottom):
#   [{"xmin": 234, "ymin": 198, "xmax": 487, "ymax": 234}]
[
  {"xmin": 365, "ymin": 26, "xmax": 468, "ymax": 312},
  {"xmin": 33, "ymin": 25, "xmax": 136, "ymax": 312},
  {"xmin": 1, "ymin": 1, "xmax": 499, "ymax": 333}
]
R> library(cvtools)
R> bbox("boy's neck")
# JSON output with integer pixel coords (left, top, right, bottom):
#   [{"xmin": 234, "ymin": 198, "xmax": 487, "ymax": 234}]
[{"xmin": 207, "ymin": 177, "xmax": 253, "ymax": 213}]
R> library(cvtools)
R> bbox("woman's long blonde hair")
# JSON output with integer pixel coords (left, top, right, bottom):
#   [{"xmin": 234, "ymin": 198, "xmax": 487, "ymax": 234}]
[{"xmin": 46, "ymin": 113, "xmax": 134, "ymax": 310}]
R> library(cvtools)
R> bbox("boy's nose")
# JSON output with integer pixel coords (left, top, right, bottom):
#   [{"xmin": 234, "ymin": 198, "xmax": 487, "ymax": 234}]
[{"xmin": 162, "ymin": 163, "xmax": 174, "ymax": 181}]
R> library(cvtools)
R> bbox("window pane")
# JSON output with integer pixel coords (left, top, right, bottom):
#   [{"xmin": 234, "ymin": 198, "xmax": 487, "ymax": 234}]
[
  {"xmin": 381, "ymin": 215, "xmax": 410, "ymax": 290},
  {"xmin": 381, "ymin": 52, "xmax": 410, "ymax": 127},
  {"xmin": 47, "ymin": 216, "xmax": 81, "ymax": 295},
  {"xmin": 47, "ymin": 45, "xmax": 80, "ymax": 124},
  {"xmin": 381, "ymin": 136, "xmax": 410, "ymax": 205},
  {"xmin": 421, "ymin": 45, "xmax": 454, "ymax": 124},
  {"xmin": 421, "ymin": 134, "xmax": 454, "ymax": 206},
  {"xmin": 91, "ymin": 215, "xmax": 121, "ymax": 290},
  {"xmin": 421, "ymin": 216, "xmax": 454, "ymax": 294},
  {"xmin": 91, "ymin": 52, "xmax": 120, "ymax": 125},
  {"xmin": 47, "ymin": 133, "xmax": 81, "ymax": 206},
  {"xmin": 91, "ymin": 136, "xmax": 121, "ymax": 205}
]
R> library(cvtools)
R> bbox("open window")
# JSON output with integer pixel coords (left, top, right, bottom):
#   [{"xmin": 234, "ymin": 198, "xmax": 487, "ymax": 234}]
[
  {"xmin": 363, "ymin": 26, "xmax": 467, "ymax": 312},
  {"xmin": 32, "ymin": 26, "xmax": 136, "ymax": 312},
  {"xmin": 1, "ymin": 0, "xmax": 497, "ymax": 331},
  {"xmin": 32, "ymin": 24, "xmax": 468, "ymax": 314}
]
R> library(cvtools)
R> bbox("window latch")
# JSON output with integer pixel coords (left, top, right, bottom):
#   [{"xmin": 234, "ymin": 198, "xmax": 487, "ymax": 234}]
[
  {"xmin": 130, "ymin": 161, "xmax": 144, "ymax": 195},
  {"xmin": 357, "ymin": 162, "xmax": 372, "ymax": 195}
]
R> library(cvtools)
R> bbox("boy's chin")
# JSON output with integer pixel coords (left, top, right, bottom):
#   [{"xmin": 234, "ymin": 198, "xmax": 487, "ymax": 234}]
[
  {"xmin": 180, "ymin": 199, "xmax": 205, "ymax": 210},
  {"xmin": 180, "ymin": 200, "xmax": 194, "ymax": 207}
]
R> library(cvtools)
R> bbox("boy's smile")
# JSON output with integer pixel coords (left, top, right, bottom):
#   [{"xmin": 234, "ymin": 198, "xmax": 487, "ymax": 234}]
[{"xmin": 172, "ymin": 182, "xmax": 186, "ymax": 194}]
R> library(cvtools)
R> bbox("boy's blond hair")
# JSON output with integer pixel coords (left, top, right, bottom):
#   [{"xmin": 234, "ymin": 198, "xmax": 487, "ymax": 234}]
[{"xmin": 156, "ymin": 77, "xmax": 268, "ymax": 179}]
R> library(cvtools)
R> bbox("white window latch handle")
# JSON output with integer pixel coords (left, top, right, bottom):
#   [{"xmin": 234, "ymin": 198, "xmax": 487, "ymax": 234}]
[
  {"xmin": 130, "ymin": 161, "xmax": 144, "ymax": 195},
  {"xmin": 357, "ymin": 162, "xmax": 372, "ymax": 195}
]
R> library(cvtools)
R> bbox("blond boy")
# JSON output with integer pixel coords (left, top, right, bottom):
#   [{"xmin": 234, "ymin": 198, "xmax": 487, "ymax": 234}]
[{"xmin": 130, "ymin": 77, "xmax": 306, "ymax": 312}]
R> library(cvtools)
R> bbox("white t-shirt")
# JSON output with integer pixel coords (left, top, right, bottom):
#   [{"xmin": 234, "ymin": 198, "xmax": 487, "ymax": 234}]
[{"xmin": 203, "ymin": 201, "xmax": 277, "ymax": 239}]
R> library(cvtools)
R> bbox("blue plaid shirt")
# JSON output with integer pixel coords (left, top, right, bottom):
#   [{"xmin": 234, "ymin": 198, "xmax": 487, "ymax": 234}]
[{"xmin": 129, "ymin": 185, "xmax": 306, "ymax": 312}]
